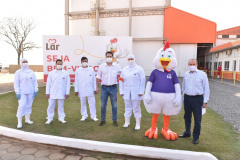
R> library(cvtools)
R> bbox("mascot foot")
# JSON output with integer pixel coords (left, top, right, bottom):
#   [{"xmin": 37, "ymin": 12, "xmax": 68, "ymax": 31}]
[
  {"xmin": 161, "ymin": 128, "xmax": 178, "ymax": 140},
  {"xmin": 145, "ymin": 127, "xmax": 158, "ymax": 139}
]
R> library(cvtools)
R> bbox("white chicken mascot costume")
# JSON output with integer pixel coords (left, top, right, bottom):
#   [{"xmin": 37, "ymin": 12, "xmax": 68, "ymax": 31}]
[{"xmin": 144, "ymin": 41, "xmax": 182, "ymax": 140}]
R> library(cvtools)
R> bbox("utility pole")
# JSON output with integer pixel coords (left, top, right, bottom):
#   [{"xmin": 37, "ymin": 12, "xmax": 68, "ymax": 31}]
[
  {"xmin": 129, "ymin": 0, "xmax": 132, "ymax": 36},
  {"xmin": 65, "ymin": 0, "xmax": 69, "ymax": 35}
]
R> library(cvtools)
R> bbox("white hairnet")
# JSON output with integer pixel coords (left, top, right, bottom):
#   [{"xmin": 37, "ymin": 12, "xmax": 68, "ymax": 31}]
[
  {"xmin": 127, "ymin": 54, "xmax": 135, "ymax": 59},
  {"xmin": 20, "ymin": 58, "xmax": 29, "ymax": 70}
]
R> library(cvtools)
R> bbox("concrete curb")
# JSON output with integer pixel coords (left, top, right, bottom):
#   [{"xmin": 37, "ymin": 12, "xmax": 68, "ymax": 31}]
[{"xmin": 0, "ymin": 126, "xmax": 217, "ymax": 160}]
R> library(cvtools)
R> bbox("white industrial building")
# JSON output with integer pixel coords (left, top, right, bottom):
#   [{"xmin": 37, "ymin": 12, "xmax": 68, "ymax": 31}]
[
  {"xmin": 210, "ymin": 26, "xmax": 240, "ymax": 80},
  {"xmin": 64, "ymin": 0, "xmax": 216, "ymax": 76}
]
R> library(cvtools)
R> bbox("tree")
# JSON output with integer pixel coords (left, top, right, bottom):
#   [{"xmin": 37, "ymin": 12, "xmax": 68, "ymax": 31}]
[{"xmin": 0, "ymin": 17, "xmax": 39, "ymax": 65}]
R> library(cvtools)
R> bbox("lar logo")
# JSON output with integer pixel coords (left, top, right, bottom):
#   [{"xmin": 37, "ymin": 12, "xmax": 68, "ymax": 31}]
[{"xmin": 46, "ymin": 39, "xmax": 60, "ymax": 50}]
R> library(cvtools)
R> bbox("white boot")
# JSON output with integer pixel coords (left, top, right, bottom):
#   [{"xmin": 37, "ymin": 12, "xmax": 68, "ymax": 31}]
[
  {"xmin": 17, "ymin": 117, "xmax": 22, "ymax": 129},
  {"xmin": 135, "ymin": 117, "xmax": 141, "ymax": 130},
  {"xmin": 123, "ymin": 117, "xmax": 130, "ymax": 128},
  {"xmin": 25, "ymin": 115, "xmax": 34, "ymax": 124},
  {"xmin": 45, "ymin": 119, "xmax": 52, "ymax": 125}
]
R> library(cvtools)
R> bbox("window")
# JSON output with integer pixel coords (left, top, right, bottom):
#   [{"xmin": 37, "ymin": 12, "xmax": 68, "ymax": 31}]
[
  {"xmin": 218, "ymin": 62, "xmax": 222, "ymax": 68},
  {"xmin": 239, "ymin": 60, "xmax": 240, "ymax": 71},
  {"xmin": 222, "ymin": 35, "xmax": 229, "ymax": 38},
  {"xmin": 233, "ymin": 60, "xmax": 236, "ymax": 71},
  {"xmin": 224, "ymin": 61, "xmax": 229, "ymax": 71},
  {"xmin": 206, "ymin": 62, "xmax": 209, "ymax": 68},
  {"xmin": 214, "ymin": 62, "xmax": 217, "ymax": 70},
  {"xmin": 237, "ymin": 35, "xmax": 240, "ymax": 38}
]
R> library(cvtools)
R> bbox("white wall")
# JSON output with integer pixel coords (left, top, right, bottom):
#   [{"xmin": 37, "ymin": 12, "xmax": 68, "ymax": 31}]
[
  {"xmin": 71, "ymin": 0, "xmax": 166, "ymax": 12},
  {"xmin": 70, "ymin": 19, "xmax": 92, "ymax": 36},
  {"xmin": 100, "ymin": 17, "xmax": 129, "ymax": 36},
  {"xmin": 216, "ymin": 39, "xmax": 235, "ymax": 46},
  {"xmin": 171, "ymin": 44, "xmax": 197, "ymax": 77},
  {"xmin": 71, "ymin": 0, "xmax": 91, "ymax": 12},
  {"xmin": 133, "ymin": 43, "xmax": 197, "ymax": 77},
  {"xmin": 133, "ymin": 41, "xmax": 163, "ymax": 76},
  {"xmin": 132, "ymin": 15, "xmax": 164, "ymax": 38},
  {"xmin": 132, "ymin": 0, "xmax": 165, "ymax": 7},
  {"xmin": 214, "ymin": 48, "xmax": 240, "ymax": 72},
  {"xmin": 105, "ymin": 0, "xmax": 129, "ymax": 9}
]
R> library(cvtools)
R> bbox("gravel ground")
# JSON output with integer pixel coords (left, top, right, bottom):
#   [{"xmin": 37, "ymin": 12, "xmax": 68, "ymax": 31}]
[
  {"xmin": 207, "ymin": 80, "xmax": 240, "ymax": 132},
  {"xmin": 179, "ymin": 77, "xmax": 240, "ymax": 132}
]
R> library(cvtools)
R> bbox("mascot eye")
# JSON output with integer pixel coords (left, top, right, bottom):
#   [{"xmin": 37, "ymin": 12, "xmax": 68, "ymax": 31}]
[
  {"xmin": 167, "ymin": 55, "xmax": 171, "ymax": 58},
  {"xmin": 161, "ymin": 54, "xmax": 165, "ymax": 57}
]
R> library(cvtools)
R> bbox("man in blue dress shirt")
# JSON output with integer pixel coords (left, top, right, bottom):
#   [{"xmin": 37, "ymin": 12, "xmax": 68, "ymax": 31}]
[{"xmin": 180, "ymin": 59, "xmax": 210, "ymax": 144}]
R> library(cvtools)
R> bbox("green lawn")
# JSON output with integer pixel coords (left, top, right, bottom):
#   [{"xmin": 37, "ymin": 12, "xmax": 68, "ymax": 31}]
[{"xmin": 0, "ymin": 86, "xmax": 239, "ymax": 160}]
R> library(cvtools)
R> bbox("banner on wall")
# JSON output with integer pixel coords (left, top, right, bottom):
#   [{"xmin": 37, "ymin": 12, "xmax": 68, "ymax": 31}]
[{"xmin": 43, "ymin": 35, "xmax": 132, "ymax": 82}]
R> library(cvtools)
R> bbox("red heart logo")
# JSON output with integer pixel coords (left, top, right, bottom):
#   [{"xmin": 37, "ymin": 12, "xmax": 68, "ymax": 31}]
[
  {"xmin": 110, "ymin": 38, "xmax": 118, "ymax": 43},
  {"xmin": 48, "ymin": 39, "xmax": 56, "ymax": 45}
]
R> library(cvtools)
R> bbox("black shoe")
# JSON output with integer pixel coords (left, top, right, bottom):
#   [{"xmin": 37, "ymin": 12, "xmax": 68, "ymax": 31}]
[
  {"xmin": 192, "ymin": 139, "xmax": 199, "ymax": 144},
  {"xmin": 99, "ymin": 121, "xmax": 106, "ymax": 126},
  {"xmin": 179, "ymin": 133, "xmax": 191, "ymax": 138},
  {"xmin": 113, "ymin": 121, "xmax": 118, "ymax": 127}
]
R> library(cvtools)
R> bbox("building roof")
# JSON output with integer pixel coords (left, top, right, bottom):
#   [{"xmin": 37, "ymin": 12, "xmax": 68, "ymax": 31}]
[
  {"xmin": 217, "ymin": 26, "xmax": 240, "ymax": 35},
  {"xmin": 210, "ymin": 38, "xmax": 240, "ymax": 53},
  {"xmin": 164, "ymin": 6, "xmax": 216, "ymax": 44}
]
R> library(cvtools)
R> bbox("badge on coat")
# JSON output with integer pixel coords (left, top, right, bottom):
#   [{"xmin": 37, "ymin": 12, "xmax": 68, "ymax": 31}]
[{"xmin": 167, "ymin": 74, "xmax": 172, "ymax": 79}]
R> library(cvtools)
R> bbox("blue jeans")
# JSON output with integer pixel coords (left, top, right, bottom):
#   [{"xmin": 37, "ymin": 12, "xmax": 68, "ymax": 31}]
[
  {"xmin": 100, "ymin": 85, "xmax": 118, "ymax": 121},
  {"xmin": 183, "ymin": 94, "xmax": 203, "ymax": 140}
]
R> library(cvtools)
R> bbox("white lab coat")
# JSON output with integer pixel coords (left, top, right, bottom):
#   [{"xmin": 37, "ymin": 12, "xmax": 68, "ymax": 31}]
[
  {"xmin": 14, "ymin": 58, "xmax": 39, "ymax": 118},
  {"xmin": 14, "ymin": 68, "xmax": 38, "ymax": 94},
  {"xmin": 119, "ymin": 64, "xmax": 145, "ymax": 100},
  {"xmin": 74, "ymin": 67, "xmax": 96, "ymax": 97},
  {"xmin": 46, "ymin": 69, "xmax": 70, "ymax": 99},
  {"xmin": 75, "ymin": 67, "xmax": 97, "ymax": 119}
]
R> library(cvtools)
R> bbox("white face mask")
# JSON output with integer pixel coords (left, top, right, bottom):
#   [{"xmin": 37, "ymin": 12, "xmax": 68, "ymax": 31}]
[
  {"xmin": 22, "ymin": 63, "xmax": 28, "ymax": 67},
  {"xmin": 106, "ymin": 58, "xmax": 112, "ymax": 63},
  {"xmin": 189, "ymin": 66, "xmax": 197, "ymax": 72},
  {"xmin": 82, "ymin": 62, "xmax": 88, "ymax": 67},
  {"xmin": 56, "ymin": 65, "xmax": 62, "ymax": 70},
  {"xmin": 128, "ymin": 60, "xmax": 135, "ymax": 65}
]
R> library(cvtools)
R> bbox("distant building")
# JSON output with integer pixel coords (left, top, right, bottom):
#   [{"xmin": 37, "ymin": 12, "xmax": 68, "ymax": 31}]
[{"xmin": 209, "ymin": 26, "xmax": 240, "ymax": 79}]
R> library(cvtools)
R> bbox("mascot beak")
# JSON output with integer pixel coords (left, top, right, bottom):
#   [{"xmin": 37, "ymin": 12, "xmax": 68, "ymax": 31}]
[
  {"xmin": 159, "ymin": 57, "xmax": 171, "ymax": 68},
  {"xmin": 111, "ymin": 49, "xmax": 117, "ymax": 52}
]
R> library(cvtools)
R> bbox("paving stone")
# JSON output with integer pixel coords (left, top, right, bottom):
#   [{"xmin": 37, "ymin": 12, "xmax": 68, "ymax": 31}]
[
  {"xmin": 0, "ymin": 143, "xmax": 12, "ymax": 150},
  {"xmin": 78, "ymin": 153, "xmax": 89, "ymax": 157},
  {"xmin": 49, "ymin": 149, "xmax": 61, "ymax": 153},
  {"xmin": 16, "ymin": 155, "xmax": 35, "ymax": 160},
  {"xmin": 1, "ymin": 152, "xmax": 21, "ymax": 160},
  {"xmin": 20, "ymin": 147, "xmax": 38, "ymax": 155},
  {"xmin": 23, "ymin": 143, "xmax": 35, "ymax": 148},
  {"xmin": 0, "ymin": 150, "xmax": 7, "ymax": 157},
  {"xmin": 35, "ymin": 157, "xmax": 50, "ymax": 160},
  {"xmin": 1, "ymin": 140, "xmax": 10, "ymax": 144},
  {"xmin": 49, "ymin": 152, "xmax": 66, "ymax": 160},
  {"xmin": 64, "ymin": 155, "xmax": 82, "ymax": 160},
  {"xmin": 82, "ymin": 157, "xmax": 98, "ymax": 160},
  {"xmin": 34, "ymin": 150, "xmax": 52, "ymax": 158},
  {"xmin": 7, "ymin": 145, "xmax": 24, "ymax": 152}
]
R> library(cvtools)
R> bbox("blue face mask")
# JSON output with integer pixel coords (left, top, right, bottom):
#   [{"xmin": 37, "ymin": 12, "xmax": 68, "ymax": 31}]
[{"xmin": 189, "ymin": 66, "xmax": 197, "ymax": 72}]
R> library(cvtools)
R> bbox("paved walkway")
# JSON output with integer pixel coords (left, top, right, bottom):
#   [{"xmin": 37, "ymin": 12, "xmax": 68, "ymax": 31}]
[{"xmin": 0, "ymin": 135, "xmax": 155, "ymax": 160}]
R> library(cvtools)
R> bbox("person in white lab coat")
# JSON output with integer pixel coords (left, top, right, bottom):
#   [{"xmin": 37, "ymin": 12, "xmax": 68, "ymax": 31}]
[
  {"xmin": 14, "ymin": 58, "xmax": 38, "ymax": 128},
  {"xmin": 75, "ymin": 57, "xmax": 98, "ymax": 121},
  {"xmin": 45, "ymin": 59, "xmax": 70, "ymax": 124},
  {"xmin": 119, "ymin": 54, "xmax": 145, "ymax": 130}
]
